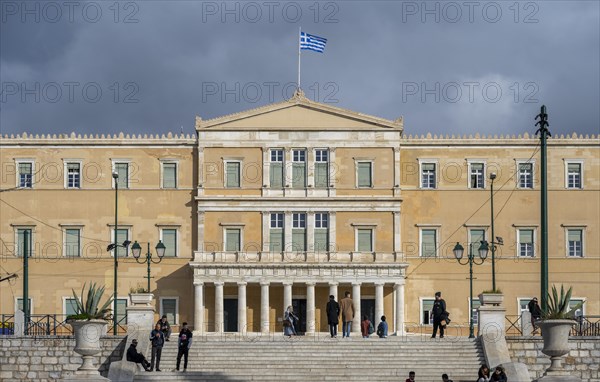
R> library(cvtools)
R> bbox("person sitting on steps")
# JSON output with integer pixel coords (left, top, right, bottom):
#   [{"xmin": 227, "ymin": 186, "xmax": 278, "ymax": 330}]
[{"xmin": 126, "ymin": 339, "xmax": 151, "ymax": 372}]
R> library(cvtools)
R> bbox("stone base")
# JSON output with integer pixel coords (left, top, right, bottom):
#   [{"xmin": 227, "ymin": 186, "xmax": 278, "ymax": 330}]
[
  {"xmin": 535, "ymin": 375, "xmax": 582, "ymax": 382},
  {"xmin": 61, "ymin": 373, "xmax": 110, "ymax": 382}
]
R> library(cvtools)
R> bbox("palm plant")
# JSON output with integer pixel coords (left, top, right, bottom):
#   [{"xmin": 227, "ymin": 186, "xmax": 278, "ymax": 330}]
[
  {"xmin": 68, "ymin": 282, "xmax": 113, "ymax": 320},
  {"xmin": 543, "ymin": 284, "xmax": 582, "ymax": 320}
]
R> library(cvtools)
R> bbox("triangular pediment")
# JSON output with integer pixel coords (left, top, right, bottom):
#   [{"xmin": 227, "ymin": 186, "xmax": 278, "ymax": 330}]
[{"xmin": 196, "ymin": 92, "xmax": 403, "ymax": 131}]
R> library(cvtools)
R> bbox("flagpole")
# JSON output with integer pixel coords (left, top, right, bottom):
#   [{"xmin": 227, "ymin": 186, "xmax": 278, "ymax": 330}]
[{"xmin": 298, "ymin": 26, "xmax": 301, "ymax": 91}]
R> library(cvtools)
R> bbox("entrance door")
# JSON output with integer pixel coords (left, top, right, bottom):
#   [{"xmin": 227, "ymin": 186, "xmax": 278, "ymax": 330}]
[
  {"xmin": 361, "ymin": 299, "xmax": 376, "ymax": 324},
  {"xmin": 292, "ymin": 299, "xmax": 307, "ymax": 334},
  {"xmin": 223, "ymin": 298, "xmax": 238, "ymax": 332}
]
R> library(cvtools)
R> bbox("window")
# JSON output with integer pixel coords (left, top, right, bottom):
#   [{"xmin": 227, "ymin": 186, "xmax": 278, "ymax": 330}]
[
  {"xmin": 115, "ymin": 298, "xmax": 128, "ymax": 325},
  {"xmin": 66, "ymin": 162, "xmax": 81, "ymax": 188},
  {"xmin": 16, "ymin": 298, "xmax": 32, "ymax": 314},
  {"xmin": 16, "ymin": 228, "xmax": 33, "ymax": 257},
  {"xmin": 160, "ymin": 298, "xmax": 178, "ymax": 325},
  {"xmin": 518, "ymin": 162, "xmax": 533, "ymax": 189},
  {"xmin": 567, "ymin": 229, "xmax": 583, "ymax": 257},
  {"xmin": 356, "ymin": 162, "xmax": 372, "ymax": 188},
  {"xmin": 421, "ymin": 162, "xmax": 436, "ymax": 189},
  {"xmin": 469, "ymin": 229, "xmax": 485, "ymax": 253},
  {"xmin": 111, "ymin": 228, "xmax": 129, "ymax": 257},
  {"xmin": 518, "ymin": 298, "xmax": 532, "ymax": 316},
  {"xmin": 270, "ymin": 149, "xmax": 284, "ymax": 188},
  {"xmin": 17, "ymin": 161, "xmax": 33, "ymax": 188},
  {"xmin": 469, "ymin": 163, "xmax": 485, "ymax": 189},
  {"xmin": 65, "ymin": 298, "xmax": 78, "ymax": 316},
  {"xmin": 64, "ymin": 228, "xmax": 81, "ymax": 257},
  {"xmin": 566, "ymin": 162, "xmax": 582, "ymax": 189},
  {"xmin": 356, "ymin": 228, "xmax": 373, "ymax": 252},
  {"xmin": 314, "ymin": 212, "xmax": 329, "ymax": 252},
  {"xmin": 162, "ymin": 162, "xmax": 177, "ymax": 189},
  {"xmin": 420, "ymin": 229, "xmax": 437, "ymax": 258},
  {"xmin": 470, "ymin": 299, "xmax": 482, "ymax": 325},
  {"xmin": 225, "ymin": 228, "xmax": 241, "ymax": 252},
  {"xmin": 292, "ymin": 149, "xmax": 306, "ymax": 188},
  {"xmin": 518, "ymin": 229, "xmax": 534, "ymax": 257},
  {"xmin": 114, "ymin": 162, "xmax": 129, "ymax": 189},
  {"xmin": 160, "ymin": 228, "xmax": 177, "ymax": 257},
  {"xmin": 421, "ymin": 298, "xmax": 434, "ymax": 325},
  {"xmin": 292, "ymin": 213, "xmax": 307, "ymax": 252},
  {"xmin": 225, "ymin": 161, "xmax": 241, "ymax": 188},
  {"xmin": 269, "ymin": 213, "xmax": 284, "ymax": 252},
  {"xmin": 315, "ymin": 149, "xmax": 329, "ymax": 188}
]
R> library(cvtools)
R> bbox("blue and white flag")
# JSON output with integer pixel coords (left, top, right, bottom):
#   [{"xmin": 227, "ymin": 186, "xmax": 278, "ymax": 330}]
[{"xmin": 300, "ymin": 32, "xmax": 327, "ymax": 53}]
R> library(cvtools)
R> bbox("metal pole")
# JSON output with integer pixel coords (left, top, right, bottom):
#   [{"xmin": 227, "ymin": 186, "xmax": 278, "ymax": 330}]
[
  {"xmin": 535, "ymin": 105, "xmax": 550, "ymax": 311},
  {"xmin": 23, "ymin": 229, "xmax": 29, "ymax": 335},
  {"xmin": 469, "ymin": 246, "xmax": 474, "ymax": 339},
  {"xmin": 490, "ymin": 175, "xmax": 496, "ymax": 291},
  {"xmin": 146, "ymin": 243, "xmax": 151, "ymax": 293},
  {"xmin": 298, "ymin": 26, "xmax": 301, "ymax": 91},
  {"xmin": 113, "ymin": 175, "xmax": 118, "ymax": 335}
]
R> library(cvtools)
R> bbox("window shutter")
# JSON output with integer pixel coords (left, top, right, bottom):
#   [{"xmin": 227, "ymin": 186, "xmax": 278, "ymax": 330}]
[
  {"xmin": 469, "ymin": 229, "xmax": 485, "ymax": 251},
  {"xmin": 292, "ymin": 229, "xmax": 306, "ymax": 251},
  {"xmin": 314, "ymin": 230, "xmax": 328, "ymax": 252},
  {"xmin": 270, "ymin": 163, "xmax": 283, "ymax": 188},
  {"xmin": 66, "ymin": 299, "xmax": 78, "ymax": 316},
  {"xmin": 315, "ymin": 163, "xmax": 328, "ymax": 188},
  {"xmin": 162, "ymin": 299, "xmax": 177, "ymax": 324},
  {"xmin": 357, "ymin": 163, "xmax": 372, "ymax": 187},
  {"xmin": 226, "ymin": 229, "xmax": 241, "ymax": 251},
  {"xmin": 357, "ymin": 229, "xmax": 372, "ymax": 252},
  {"xmin": 116, "ymin": 163, "xmax": 128, "ymax": 188},
  {"xmin": 163, "ymin": 163, "xmax": 176, "ymax": 188},
  {"xmin": 421, "ymin": 229, "xmax": 436, "ymax": 257},
  {"xmin": 568, "ymin": 229, "xmax": 582, "ymax": 242},
  {"xmin": 292, "ymin": 163, "xmax": 306, "ymax": 188},
  {"xmin": 162, "ymin": 229, "xmax": 177, "ymax": 257},
  {"xmin": 116, "ymin": 299, "xmax": 128, "ymax": 324},
  {"xmin": 116, "ymin": 229, "xmax": 128, "ymax": 257},
  {"xmin": 269, "ymin": 229, "xmax": 283, "ymax": 252},
  {"xmin": 520, "ymin": 230, "xmax": 533, "ymax": 244},
  {"xmin": 568, "ymin": 163, "xmax": 580, "ymax": 173},
  {"xmin": 65, "ymin": 229, "xmax": 80, "ymax": 257},
  {"xmin": 226, "ymin": 162, "xmax": 240, "ymax": 187}
]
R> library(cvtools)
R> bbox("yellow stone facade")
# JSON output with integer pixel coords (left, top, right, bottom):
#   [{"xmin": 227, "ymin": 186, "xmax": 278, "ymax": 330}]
[{"xmin": 1, "ymin": 95, "xmax": 598, "ymax": 336}]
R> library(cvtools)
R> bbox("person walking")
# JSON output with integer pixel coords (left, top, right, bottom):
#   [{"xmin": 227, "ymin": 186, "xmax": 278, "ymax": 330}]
[
  {"xmin": 157, "ymin": 314, "xmax": 172, "ymax": 341},
  {"xmin": 149, "ymin": 323, "xmax": 165, "ymax": 372},
  {"xmin": 326, "ymin": 295, "xmax": 340, "ymax": 338},
  {"xmin": 339, "ymin": 291, "xmax": 355, "ymax": 338},
  {"xmin": 527, "ymin": 297, "xmax": 542, "ymax": 334},
  {"xmin": 377, "ymin": 315, "xmax": 388, "ymax": 338},
  {"xmin": 430, "ymin": 291, "xmax": 447, "ymax": 338},
  {"xmin": 284, "ymin": 305, "xmax": 298, "ymax": 337},
  {"xmin": 175, "ymin": 322, "xmax": 193, "ymax": 372},
  {"xmin": 126, "ymin": 339, "xmax": 151, "ymax": 371},
  {"xmin": 405, "ymin": 371, "xmax": 416, "ymax": 381},
  {"xmin": 490, "ymin": 366, "xmax": 508, "ymax": 382},
  {"xmin": 441, "ymin": 373, "xmax": 453, "ymax": 382},
  {"xmin": 361, "ymin": 315, "xmax": 371, "ymax": 338},
  {"xmin": 477, "ymin": 365, "xmax": 491, "ymax": 382}
]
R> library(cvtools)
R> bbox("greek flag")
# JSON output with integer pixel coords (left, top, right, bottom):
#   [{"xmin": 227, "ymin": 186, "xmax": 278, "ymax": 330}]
[{"xmin": 300, "ymin": 32, "xmax": 327, "ymax": 53}]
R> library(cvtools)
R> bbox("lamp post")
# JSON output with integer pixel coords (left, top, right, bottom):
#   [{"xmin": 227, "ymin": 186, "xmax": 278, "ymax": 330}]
[
  {"xmin": 453, "ymin": 240, "xmax": 488, "ymax": 338},
  {"xmin": 489, "ymin": 173, "xmax": 504, "ymax": 292},
  {"xmin": 131, "ymin": 241, "xmax": 166, "ymax": 292}
]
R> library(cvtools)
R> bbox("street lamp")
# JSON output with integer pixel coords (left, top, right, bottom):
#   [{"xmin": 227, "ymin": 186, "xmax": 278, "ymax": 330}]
[
  {"xmin": 111, "ymin": 171, "xmax": 119, "ymax": 335},
  {"xmin": 131, "ymin": 241, "xmax": 166, "ymax": 293},
  {"xmin": 489, "ymin": 173, "xmax": 504, "ymax": 291},
  {"xmin": 453, "ymin": 240, "xmax": 488, "ymax": 338}
]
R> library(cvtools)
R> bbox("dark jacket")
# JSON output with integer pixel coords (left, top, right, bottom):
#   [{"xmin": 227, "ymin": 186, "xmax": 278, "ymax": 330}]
[
  {"xmin": 157, "ymin": 319, "xmax": 171, "ymax": 332},
  {"xmin": 178, "ymin": 328, "xmax": 193, "ymax": 349},
  {"xmin": 528, "ymin": 300, "xmax": 542, "ymax": 318},
  {"xmin": 491, "ymin": 371, "xmax": 508, "ymax": 382},
  {"xmin": 150, "ymin": 329, "xmax": 165, "ymax": 347},
  {"xmin": 126, "ymin": 344, "xmax": 144, "ymax": 363},
  {"xmin": 431, "ymin": 298, "xmax": 447, "ymax": 320},
  {"xmin": 326, "ymin": 300, "xmax": 340, "ymax": 325}
]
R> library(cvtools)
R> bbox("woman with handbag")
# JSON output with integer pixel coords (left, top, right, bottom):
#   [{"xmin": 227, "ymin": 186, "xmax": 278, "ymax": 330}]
[{"xmin": 283, "ymin": 305, "xmax": 298, "ymax": 337}]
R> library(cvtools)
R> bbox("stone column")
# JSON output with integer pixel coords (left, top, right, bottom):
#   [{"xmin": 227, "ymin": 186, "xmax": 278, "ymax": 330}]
[
  {"xmin": 329, "ymin": 148, "xmax": 337, "ymax": 196},
  {"xmin": 283, "ymin": 282, "xmax": 293, "ymax": 313},
  {"xmin": 193, "ymin": 281, "xmax": 204, "ymax": 334},
  {"xmin": 214, "ymin": 282, "xmax": 224, "ymax": 333},
  {"xmin": 306, "ymin": 282, "xmax": 316, "ymax": 334},
  {"xmin": 352, "ymin": 282, "xmax": 362, "ymax": 334},
  {"xmin": 328, "ymin": 282, "xmax": 338, "ymax": 300},
  {"xmin": 375, "ymin": 282, "xmax": 384, "ymax": 328},
  {"xmin": 394, "ymin": 282, "xmax": 405, "ymax": 335},
  {"xmin": 260, "ymin": 281, "xmax": 270, "ymax": 333},
  {"xmin": 237, "ymin": 282, "xmax": 247, "ymax": 333}
]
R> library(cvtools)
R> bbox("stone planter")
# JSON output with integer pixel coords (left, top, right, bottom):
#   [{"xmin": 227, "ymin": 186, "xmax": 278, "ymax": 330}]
[
  {"xmin": 478, "ymin": 293, "xmax": 504, "ymax": 306},
  {"xmin": 129, "ymin": 292, "xmax": 154, "ymax": 306},
  {"xmin": 540, "ymin": 319, "xmax": 576, "ymax": 371},
  {"xmin": 68, "ymin": 319, "xmax": 108, "ymax": 375}
]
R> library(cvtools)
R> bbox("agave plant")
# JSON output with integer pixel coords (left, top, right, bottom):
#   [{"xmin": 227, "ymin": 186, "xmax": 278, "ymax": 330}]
[
  {"xmin": 68, "ymin": 282, "xmax": 113, "ymax": 321},
  {"xmin": 543, "ymin": 284, "xmax": 582, "ymax": 320}
]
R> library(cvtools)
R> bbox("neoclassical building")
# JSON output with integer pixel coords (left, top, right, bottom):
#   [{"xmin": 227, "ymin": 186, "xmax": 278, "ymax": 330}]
[{"xmin": 1, "ymin": 93, "xmax": 598, "ymax": 336}]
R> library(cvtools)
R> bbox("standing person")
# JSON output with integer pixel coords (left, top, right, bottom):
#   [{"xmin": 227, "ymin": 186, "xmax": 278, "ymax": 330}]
[
  {"xmin": 284, "ymin": 305, "xmax": 298, "ymax": 337},
  {"xmin": 175, "ymin": 322, "xmax": 192, "ymax": 372},
  {"xmin": 126, "ymin": 339, "xmax": 151, "ymax": 371},
  {"xmin": 405, "ymin": 371, "xmax": 416, "ymax": 382},
  {"xmin": 326, "ymin": 295, "xmax": 340, "ymax": 338},
  {"xmin": 490, "ymin": 366, "xmax": 507, "ymax": 382},
  {"xmin": 441, "ymin": 373, "xmax": 453, "ymax": 382},
  {"xmin": 361, "ymin": 315, "xmax": 371, "ymax": 338},
  {"xmin": 377, "ymin": 315, "xmax": 388, "ymax": 338},
  {"xmin": 430, "ymin": 291, "xmax": 447, "ymax": 338},
  {"xmin": 477, "ymin": 365, "xmax": 491, "ymax": 382},
  {"xmin": 157, "ymin": 314, "xmax": 172, "ymax": 341},
  {"xmin": 527, "ymin": 297, "xmax": 542, "ymax": 334},
  {"xmin": 149, "ymin": 323, "xmax": 165, "ymax": 372},
  {"xmin": 339, "ymin": 291, "xmax": 355, "ymax": 338}
]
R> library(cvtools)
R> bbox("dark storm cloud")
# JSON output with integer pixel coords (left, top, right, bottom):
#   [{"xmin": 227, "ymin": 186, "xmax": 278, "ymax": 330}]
[{"xmin": 0, "ymin": 0, "xmax": 598, "ymax": 136}]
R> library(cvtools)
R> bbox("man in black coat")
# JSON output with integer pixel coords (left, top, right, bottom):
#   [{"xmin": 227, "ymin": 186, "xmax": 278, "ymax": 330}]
[
  {"xmin": 175, "ymin": 322, "xmax": 193, "ymax": 372},
  {"xmin": 430, "ymin": 291, "xmax": 447, "ymax": 338},
  {"xmin": 326, "ymin": 295, "xmax": 340, "ymax": 338},
  {"xmin": 126, "ymin": 339, "xmax": 151, "ymax": 371},
  {"xmin": 149, "ymin": 323, "xmax": 165, "ymax": 371}
]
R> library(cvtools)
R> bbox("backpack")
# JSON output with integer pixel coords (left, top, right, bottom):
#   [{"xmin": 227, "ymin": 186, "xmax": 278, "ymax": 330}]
[{"xmin": 368, "ymin": 322, "xmax": 375, "ymax": 335}]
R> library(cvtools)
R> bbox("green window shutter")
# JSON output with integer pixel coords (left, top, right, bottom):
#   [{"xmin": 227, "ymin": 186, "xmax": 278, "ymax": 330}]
[
  {"xmin": 520, "ymin": 229, "xmax": 533, "ymax": 244},
  {"xmin": 162, "ymin": 229, "xmax": 177, "ymax": 257},
  {"xmin": 65, "ymin": 229, "xmax": 80, "ymax": 257},
  {"xmin": 469, "ymin": 229, "xmax": 485, "ymax": 252},
  {"xmin": 116, "ymin": 163, "xmax": 128, "ymax": 188},
  {"xmin": 357, "ymin": 162, "xmax": 372, "ymax": 187},
  {"xmin": 226, "ymin": 162, "xmax": 240, "ymax": 187},
  {"xmin": 116, "ymin": 299, "xmax": 127, "ymax": 324},
  {"xmin": 568, "ymin": 229, "xmax": 581, "ymax": 242},
  {"xmin": 226, "ymin": 229, "xmax": 241, "ymax": 251},
  {"xmin": 163, "ymin": 163, "xmax": 177, "ymax": 188},
  {"xmin": 19, "ymin": 162, "xmax": 32, "ymax": 175},
  {"xmin": 357, "ymin": 229, "xmax": 372, "ymax": 252},
  {"xmin": 292, "ymin": 229, "xmax": 306, "ymax": 251},
  {"xmin": 292, "ymin": 163, "xmax": 306, "ymax": 188},
  {"xmin": 162, "ymin": 299, "xmax": 177, "ymax": 324},
  {"xmin": 270, "ymin": 163, "xmax": 283, "ymax": 188},
  {"xmin": 421, "ymin": 229, "xmax": 436, "ymax": 257},
  {"xmin": 314, "ymin": 230, "xmax": 328, "ymax": 252},
  {"xmin": 269, "ymin": 229, "xmax": 283, "ymax": 252},
  {"xmin": 65, "ymin": 298, "xmax": 78, "ymax": 316},
  {"xmin": 315, "ymin": 163, "xmax": 328, "ymax": 188},
  {"xmin": 568, "ymin": 163, "xmax": 580, "ymax": 173},
  {"xmin": 115, "ymin": 229, "xmax": 128, "ymax": 257}
]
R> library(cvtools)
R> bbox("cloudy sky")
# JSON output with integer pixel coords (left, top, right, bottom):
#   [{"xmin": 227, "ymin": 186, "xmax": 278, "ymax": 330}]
[{"xmin": 1, "ymin": 0, "xmax": 598, "ymax": 136}]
